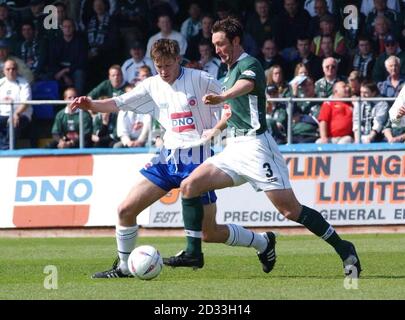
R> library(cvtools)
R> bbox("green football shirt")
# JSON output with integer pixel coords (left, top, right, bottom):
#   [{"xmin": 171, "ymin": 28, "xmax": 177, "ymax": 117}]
[{"xmin": 222, "ymin": 53, "xmax": 268, "ymax": 135}]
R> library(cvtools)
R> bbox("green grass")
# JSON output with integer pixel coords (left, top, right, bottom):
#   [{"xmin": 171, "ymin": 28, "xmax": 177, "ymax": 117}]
[{"xmin": 1, "ymin": 234, "xmax": 405, "ymax": 300}]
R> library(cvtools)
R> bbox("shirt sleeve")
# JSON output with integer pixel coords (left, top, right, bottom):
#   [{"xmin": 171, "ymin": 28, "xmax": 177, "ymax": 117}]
[
  {"xmin": 389, "ymin": 85, "xmax": 405, "ymax": 127},
  {"xmin": 238, "ymin": 59, "xmax": 259, "ymax": 82},
  {"xmin": 318, "ymin": 102, "xmax": 332, "ymax": 122},
  {"xmin": 372, "ymin": 101, "xmax": 389, "ymax": 132},
  {"xmin": 112, "ymin": 80, "xmax": 157, "ymax": 115},
  {"xmin": 20, "ymin": 81, "xmax": 31, "ymax": 101}
]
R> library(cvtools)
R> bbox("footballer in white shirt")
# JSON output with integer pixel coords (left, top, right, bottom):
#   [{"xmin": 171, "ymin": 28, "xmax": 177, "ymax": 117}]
[{"xmin": 71, "ymin": 38, "xmax": 272, "ymax": 278}]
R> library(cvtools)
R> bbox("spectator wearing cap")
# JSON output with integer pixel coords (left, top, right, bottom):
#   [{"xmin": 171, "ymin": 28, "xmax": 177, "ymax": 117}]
[
  {"xmin": 48, "ymin": 18, "xmax": 87, "ymax": 95},
  {"xmin": 291, "ymin": 102, "xmax": 320, "ymax": 143},
  {"xmin": 297, "ymin": 76, "xmax": 322, "ymax": 118},
  {"xmin": 351, "ymin": 36, "xmax": 375, "ymax": 80},
  {"xmin": 372, "ymin": 33, "xmax": 405, "ymax": 83},
  {"xmin": 121, "ymin": 41, "xmax": 155, "ymax": 86},
  {"xmin": 312, "ymin": 13, "xmax": 346, "ymax": 57},
  {"xmin": 377, "ymin": 55, "xmax": 405, "ymax": 97},
  {"xmin": 0, "ymin": 39, "xmax": 33, "ymax": 83},
  {"xmin": 365, "ymin": 0, "xmax": 401, "ymax": 38},
  {"xmin": 0, "ymin": 59, "xmax": 32, "ymax": 150}
]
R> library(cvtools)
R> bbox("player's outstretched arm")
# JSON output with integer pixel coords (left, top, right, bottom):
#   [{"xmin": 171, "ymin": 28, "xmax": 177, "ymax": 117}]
[{"xmin": 70, "ymin": 96, "xmax": 119, "ymax": 114}]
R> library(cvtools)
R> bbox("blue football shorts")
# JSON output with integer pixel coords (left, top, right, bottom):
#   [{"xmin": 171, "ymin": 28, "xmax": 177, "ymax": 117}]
[{"xmin": 140, "ymin": 145, "xmax": 217, "ymax": 205}]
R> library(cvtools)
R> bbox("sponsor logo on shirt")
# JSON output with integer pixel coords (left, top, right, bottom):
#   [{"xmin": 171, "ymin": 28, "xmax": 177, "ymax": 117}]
[{"xmin": 170, "ymin": 111, "xmax": 196, "ymax": 132}]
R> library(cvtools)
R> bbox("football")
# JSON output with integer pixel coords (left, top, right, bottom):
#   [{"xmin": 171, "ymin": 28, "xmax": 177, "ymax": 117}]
[{"xmin": 127, "ymin": 245, "xmax": 163, "ymax": 280}]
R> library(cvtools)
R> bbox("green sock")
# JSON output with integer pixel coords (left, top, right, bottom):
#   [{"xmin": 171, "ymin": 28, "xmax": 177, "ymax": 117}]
[
  {"xmin": 297, "ymin": 205, "xmax": 344, "ymax": 252},
  {"xmin": 182, "ymin": 197, "xmax": 203, "ymax": 256}
]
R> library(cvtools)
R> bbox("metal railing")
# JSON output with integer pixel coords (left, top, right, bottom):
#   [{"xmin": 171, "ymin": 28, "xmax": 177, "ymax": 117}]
[
  {"xmin": 267, "ymin": 96, "xmax": 396, "ymax": 144},
  {"xmin": 0, "ymin": 97, "xmax": 398, "ymax": 150}
]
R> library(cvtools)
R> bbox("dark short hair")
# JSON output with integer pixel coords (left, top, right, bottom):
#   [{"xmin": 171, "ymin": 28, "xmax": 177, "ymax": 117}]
[
  {"xmin": 150, "ymin": 39, "xmax": 180, "ymax": 62},
  {"xmin": 360, "ymin": 80, "xmax": 379, "ymax": 94},
  {"xmin": 212, "ymin": 17, "xmax": 244, "ymax": 44}
]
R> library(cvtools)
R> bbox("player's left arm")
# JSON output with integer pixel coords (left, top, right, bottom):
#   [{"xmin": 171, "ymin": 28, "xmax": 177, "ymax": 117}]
[{"xmin": 203, "ymin": 79, "xmax": 254, "ymax": 105}]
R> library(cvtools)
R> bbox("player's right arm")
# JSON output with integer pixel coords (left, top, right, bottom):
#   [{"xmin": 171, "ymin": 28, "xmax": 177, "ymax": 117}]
[{"xmin": 71, "ymin": 96, "xmax": 119, "ymax": 114}]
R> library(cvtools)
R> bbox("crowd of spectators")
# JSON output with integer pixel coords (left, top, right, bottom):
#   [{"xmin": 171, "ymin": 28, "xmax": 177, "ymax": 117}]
[{"xmin": 1, "ymin": 0, "xmax": 405, "ymax": 150}]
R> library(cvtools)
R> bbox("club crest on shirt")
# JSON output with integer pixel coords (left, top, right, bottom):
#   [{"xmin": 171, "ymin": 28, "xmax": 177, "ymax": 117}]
[{"xmin": 188, "ymin": 96, "xmax": 197, "ymax": 107}]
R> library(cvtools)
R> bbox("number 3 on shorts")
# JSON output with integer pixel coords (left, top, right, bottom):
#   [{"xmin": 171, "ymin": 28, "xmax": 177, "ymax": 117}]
[{"xmin": 263, "ymin": 162, "xmax": 273, "ymax": 179}]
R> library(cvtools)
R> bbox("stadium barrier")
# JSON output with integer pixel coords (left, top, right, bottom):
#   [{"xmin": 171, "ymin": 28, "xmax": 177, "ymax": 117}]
[
  {"xmin": 0, "ymin": 96, "xmax": 398, "ymax": 149},
  {"xmin": 0, "ymin": 144, "xmax": 404, "ymax": 229}
]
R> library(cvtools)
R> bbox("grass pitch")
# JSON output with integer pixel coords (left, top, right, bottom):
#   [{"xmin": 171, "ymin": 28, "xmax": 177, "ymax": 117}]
[{"xmin": 1, "ymin": 234, "xmax": 404, "ymax": 300}]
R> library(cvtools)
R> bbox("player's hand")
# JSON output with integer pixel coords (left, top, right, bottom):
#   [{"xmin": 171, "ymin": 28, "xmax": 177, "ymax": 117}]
[
  {"xmin": 70, "ymin": 96, "xmax": 93, "ymax": 112},
  {"xmin": 396, "ymin": 105, "xmax": 405, "ymax": 119},
  {"xmin": 203, "ymin": 94, "xmax": 225, "ymax": 105},
  {"xmin": 201, "ymin": 128, "xmax": 222, "ymax": 142}
]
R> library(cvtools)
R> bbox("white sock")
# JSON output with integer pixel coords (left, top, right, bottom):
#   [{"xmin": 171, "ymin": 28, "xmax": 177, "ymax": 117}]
[
  {"xmin": 225, "ymin": 224, "xmax": 268, "ymax": 253},
  {"xmin": 116, "ymin": 224, "xmax": 139, "ymax": 274}
]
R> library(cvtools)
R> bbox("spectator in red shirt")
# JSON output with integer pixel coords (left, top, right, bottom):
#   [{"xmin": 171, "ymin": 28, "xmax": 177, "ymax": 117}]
[{"xmin": 316, "ymin": 81, "xmax": 354, "ymax": 144}]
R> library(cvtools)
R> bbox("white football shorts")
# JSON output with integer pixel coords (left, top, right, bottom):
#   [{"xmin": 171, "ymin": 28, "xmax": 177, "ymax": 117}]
[{"xmin": 206, "ymin": 130, "xmax": 291, "ymax": 191}]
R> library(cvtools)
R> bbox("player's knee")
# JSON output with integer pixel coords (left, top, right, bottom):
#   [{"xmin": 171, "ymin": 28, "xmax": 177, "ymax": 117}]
[
  {"xmin": 117, "ymin": 203, "xmax": 132, "ymax": 221},
  {"xmin": 180, "ymin": 179, "xmax": 199, "ymax": 198}
]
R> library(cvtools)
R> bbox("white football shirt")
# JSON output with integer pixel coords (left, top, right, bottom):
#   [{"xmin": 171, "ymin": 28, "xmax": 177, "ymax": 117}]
[{"xmin": 112, "ymin": 67, "xmax": 222, "ymax": 149}]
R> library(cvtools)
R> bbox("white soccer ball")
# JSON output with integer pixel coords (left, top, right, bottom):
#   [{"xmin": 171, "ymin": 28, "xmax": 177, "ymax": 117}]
[{"xmin": 127, "ymin": 245, "xmax": 163, "ymax": 280}]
